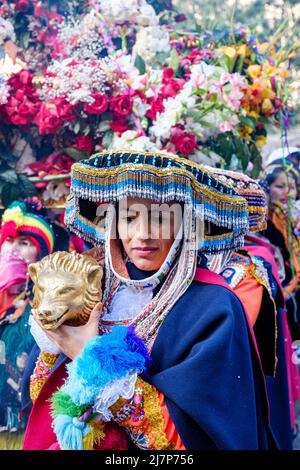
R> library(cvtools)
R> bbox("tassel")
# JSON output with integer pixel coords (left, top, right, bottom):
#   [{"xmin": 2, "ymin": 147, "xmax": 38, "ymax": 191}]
[{"xmin": 53, "ymin": 415, "xmax": 90, "ymax": 450}]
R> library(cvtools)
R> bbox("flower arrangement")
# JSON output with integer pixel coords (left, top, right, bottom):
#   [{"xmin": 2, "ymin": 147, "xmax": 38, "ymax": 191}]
[{"xmin": 0, "ymin": 0, "xmax": 296, "ymax": 206}]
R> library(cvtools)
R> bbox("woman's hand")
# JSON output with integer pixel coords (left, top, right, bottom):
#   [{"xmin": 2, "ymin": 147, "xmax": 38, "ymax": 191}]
[{"xmin": 32, "ymin": 302, "xmax": 102, "ymax": 360}]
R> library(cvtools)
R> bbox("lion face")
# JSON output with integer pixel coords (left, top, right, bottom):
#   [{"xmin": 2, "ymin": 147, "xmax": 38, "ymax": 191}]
[{"xmin": 29, "ymin": 251, "xmax": 103, "ymax": 330}]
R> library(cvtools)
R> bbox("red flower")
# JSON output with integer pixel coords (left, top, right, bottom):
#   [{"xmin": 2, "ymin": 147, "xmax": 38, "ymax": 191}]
[
  {"xmin": 74, "ymin": 136, "xmax": 94, "ymax": 153},
  {"xmin": 84, "ymin": 93, "xmax": 108, "ymax": 115},
  {"xmin": 110, "ymin": 94, "xmax": 133, "ymax": 116},
  {"xmin": 9, "ymin": 70, "xmax": 38, "ymax": 101},
  {"xmin": 34, "ymin": 3, "xmax": 47, "ymax": 16},
  {"xmin": 161, "ymin": 79, "xmax": 184, "ymax": 99},
  {"xmin": 110, "ymin": 117, "xmax": 128, "ymax": 133},
  {"xmin": 162, "ymin": 68, "xmax": 175, "ymax": 84},
  {"xmin": 15, "ymin": 0, "xmax": 30, "ymax": 13},
  {"xmin": 53, "ymin": 99, "xmax": 77, "ymax": 122},
  {"xmin": 37, "ymin": 29, "xmax": 47, "ymax": 42},
  {"xmin": 4, "ymin": 93, "xmax": 39, "ymax": 126},
  {"xmin": 146, "ymin": 96, "xmax": 165, "ymax": 121},
  {"xmin": 18, "ymin": 69, "xmax": 33, "ymax": 87},
  {"xmin": 170, "ymin": 127, "xmax": 197, "ymax": 155},
  {"xmin": 34, "ymin": 103, "xmax": 62, "ymax": 135}
]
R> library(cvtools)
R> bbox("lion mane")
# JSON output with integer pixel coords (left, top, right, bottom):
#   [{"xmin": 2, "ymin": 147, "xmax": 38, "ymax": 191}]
[{"xmin": 29, "ymin": 251, "xmax": 103, "ymax": 327}]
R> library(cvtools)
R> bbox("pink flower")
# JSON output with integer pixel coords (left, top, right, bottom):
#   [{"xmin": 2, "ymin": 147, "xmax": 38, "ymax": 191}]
[
  {"xmin": 191, "ymin": 70, "xmax": 206, "ymax": 89},
  {"xmin": 219, "ymin": 120, "xmax": 234, "ymax": 133}
]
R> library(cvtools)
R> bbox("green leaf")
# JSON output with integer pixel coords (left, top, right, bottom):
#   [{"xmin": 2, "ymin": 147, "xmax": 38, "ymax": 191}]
[
  {"xmin": 102, "ymin": 130, "xmax": 114, "ymax": 149},
  {"xmin": 134, "ymin": 54, "xmax": 146, "ymax": 75},
  {"xmin": 234, "ymin": 54, "xmax": 244, "ymax": 74},
  {"xmin": 191, "ymin": 89, "xmax": 206, "ymax": 96},
  {"xmin": 1, "ymin": 183, "xmax": 21, "ymax": 208},
  {"xmin": 155, "ymin": 51, "xmax": 168, "ymax": 64},
  {"xmin": 239, "ymin": 116, "xmax": 257, "ymax": 128},
  {"xmin": 198, "ymin": 119, "xmax": 215, "ymax": 128},
  {"xmin": 19, "ymin": 31, "xmax": 30, "ymax": 49},
  {"xmin": 0, "ymin": 143, "xmax": 18, "ymax": 163},
  {"xmin": 169, "ymin": 48, "xmax": 180, "ymax": 73},
  {"xmin": 64, "ymin": 148, "xmax": 86, "ymax": 161},
  {"xmin": 251, "ymin": 150, "xmax": 263, "ymax": 179},
  {"xmin": 219, "ymin": 54, "xmax": 233, "ymax": 72},
  {"xmin": 236, "ymin": 138, "xmax": 250, "ymax": 171},
  {"xmin": 185, "ymin": 109, "xmax": 204, "ymax": 120},
  {"xmin": 18, "ymin": 175, "xmax": 37, "ymax": 198},
  {"xmin": 0, "ymin": 170, "xmax": 19, "ymax": 184}
]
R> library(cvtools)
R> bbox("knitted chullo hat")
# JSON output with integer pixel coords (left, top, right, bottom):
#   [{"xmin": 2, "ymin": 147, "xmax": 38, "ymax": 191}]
[
  {"xmin": 65, "ymin": 150, "xmax": 250, "ymax": 254},
  {"xmin": 0, "ymin": 200, "xmax": 54, "ymax": 258}
]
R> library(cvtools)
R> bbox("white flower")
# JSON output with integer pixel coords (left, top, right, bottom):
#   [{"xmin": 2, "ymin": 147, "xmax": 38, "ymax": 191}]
[
  {"xmin": 97, "ymin": 0, "xmax": 157, "ymax": 27},
  {"xmin": 0, "ymin": 73, "xmax": 9, "ymax": 105},
  {"xmin": 68, "ymin": 87, "xmax": 91, "ymax": 105},
  {"xmin": 13, "ymin": 139, "xmax": 36, "ymax": 172},
  {"xmin": 133, "ymin": 27, "xmax": 170, "ymax": 63},
  {"xmin": 137, "ymin": 4, "xmax": 158, "ymax": 26},
  {"xmin": 109, "ymin": 130, "xmax": 161, "ymax": 152},
  {"xmin": 42, "ymin": 181, "xmax": 69, "ymax": 202},
  {"xmin": 0, "ymin": 17, "xmax": 16, "ymax": 45},
  {"xmin": 133, "ymin": 96, "xmax": 150, "ymax": 118}
]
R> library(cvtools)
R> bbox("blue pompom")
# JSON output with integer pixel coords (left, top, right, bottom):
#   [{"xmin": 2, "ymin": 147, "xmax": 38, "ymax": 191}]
[
  {"xmin": 53, "ymin": 415, "xmax": 90, "ymax": 450},
  {"xmin": 63, "ymin": 326, "xmax": 150, "ymax": 405}
]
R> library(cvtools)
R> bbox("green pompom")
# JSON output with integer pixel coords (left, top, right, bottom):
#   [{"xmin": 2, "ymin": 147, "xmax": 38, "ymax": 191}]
[
  {"xmin": 51, "ymin": 391, "xmax": 88, "ymax": 418},
  {"xmin": 8, "ymin": 201, "xmax": 26, "ymax": 213}
]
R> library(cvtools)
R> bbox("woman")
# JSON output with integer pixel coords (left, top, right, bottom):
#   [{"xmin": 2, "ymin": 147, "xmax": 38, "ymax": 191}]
[
  {"xmin": 23, "ymin": 150, "xmax": 271, "ymax": 450},
  {"xmin": 0, "ymin": 199, "xmax": 54, "ymax": 436},
  {"xmin": 261, "ymin": 162, "xmax": 300, "ymax": 336},
  {"xmin": 260, "ymin": 161, "xmax": 300, "ymax": 438}
]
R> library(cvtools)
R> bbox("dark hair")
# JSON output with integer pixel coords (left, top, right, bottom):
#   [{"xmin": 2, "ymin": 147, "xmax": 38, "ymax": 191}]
[{"xmin": 264, "ymin": 165, "xmax": 298, "ymax": 187}]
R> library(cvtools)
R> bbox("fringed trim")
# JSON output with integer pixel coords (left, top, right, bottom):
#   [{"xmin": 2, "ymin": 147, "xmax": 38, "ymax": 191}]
[
  {"xmin": 82, "ymin": 422, "xmax": 106, "ymax": 450},
  {"xmin": 71, "ymin": 164, "xmax": 248, "ymax": 220},
  {"xmin": 92, "ymin": 372, "xmax": 137, "ymax": 422},
  {"xmin": 111, "ymin": 377, "xmax": 175, "ymax": 450},
  {"xmin": 30, "ymin": 351, "xmax": 59, "ymax": 402}
]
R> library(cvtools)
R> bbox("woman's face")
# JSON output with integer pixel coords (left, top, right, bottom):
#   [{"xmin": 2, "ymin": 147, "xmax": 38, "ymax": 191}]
[
  {"xmin": 1, "ymin": 235, "xmax": 38, "ymax": 264},
  {"xmin": 117, "ymin": 197, "xmax": 181, "ymax": 271},
  {"xmin": 269, "ymin": 172, "xmax": 297, "ymax": 205}
]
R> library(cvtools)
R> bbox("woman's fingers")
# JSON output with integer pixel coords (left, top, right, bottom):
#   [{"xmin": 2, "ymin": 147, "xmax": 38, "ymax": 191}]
[
  {"xmin": 31, "ymin": 308, "xmax": 42, "ymax": 326},
  {"xmin": 88, "ymin": 302, "xmax": 102, "ymax": 324}
]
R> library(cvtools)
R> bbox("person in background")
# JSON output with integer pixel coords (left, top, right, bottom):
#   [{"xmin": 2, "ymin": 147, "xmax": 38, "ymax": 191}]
[{"xmin": 0, "ymin": 199, "xmax": 54, "ymax": 443}]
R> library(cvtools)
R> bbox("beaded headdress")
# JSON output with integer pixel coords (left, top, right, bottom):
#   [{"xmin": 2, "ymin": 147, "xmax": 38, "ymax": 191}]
[
  {"xmin": 210, "ymin": 167, "xmax": 268, "ymax": 233},
  {"xmin": 65, "ymin": 150, "xmax": 249, "ymax": 254},
  {"xmin": 204, "ymin": 168, "xmax": 268, "ymax": 273}
]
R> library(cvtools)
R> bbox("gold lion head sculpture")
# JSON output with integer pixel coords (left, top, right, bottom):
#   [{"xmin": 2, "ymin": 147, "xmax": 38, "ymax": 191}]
[{"xmin": 28, "ymin": 251, "xmax": 103, "ymax": 330}]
